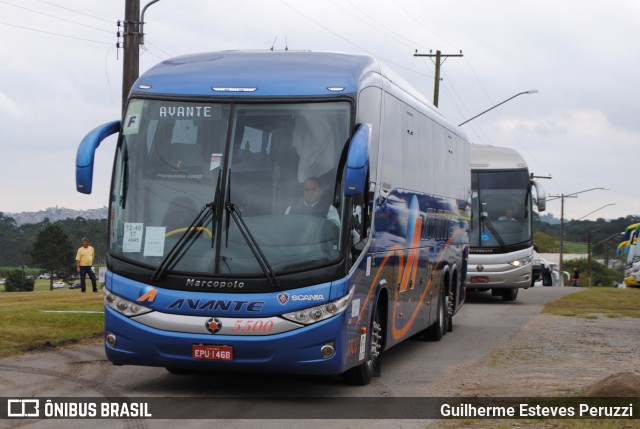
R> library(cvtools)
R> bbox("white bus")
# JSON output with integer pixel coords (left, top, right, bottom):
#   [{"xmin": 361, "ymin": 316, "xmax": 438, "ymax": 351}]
[{"xmin": 466, "ymin": 145, "xmax": 546, "ymax": 301}]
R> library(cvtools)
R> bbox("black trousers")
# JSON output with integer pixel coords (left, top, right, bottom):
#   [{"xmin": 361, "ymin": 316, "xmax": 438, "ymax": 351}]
[{"xmin": 79, "ymin": 266, "xmax": 97, "ymax": 292}]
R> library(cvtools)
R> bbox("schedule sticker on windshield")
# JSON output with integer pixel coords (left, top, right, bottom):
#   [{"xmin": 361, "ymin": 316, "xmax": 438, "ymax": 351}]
[{"xmin": 123, "ymin": 223, "xmax": 143, "ymax": 253}]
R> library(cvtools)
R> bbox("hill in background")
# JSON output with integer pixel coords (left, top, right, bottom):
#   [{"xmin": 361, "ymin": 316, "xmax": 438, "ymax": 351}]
[
  {"xmin": 4, "ymin": 206, "xmax": 108, "ymax": 226},
  {"xmin": 5, "ymin": 207, "xmax": 563, "ymax": 227}
]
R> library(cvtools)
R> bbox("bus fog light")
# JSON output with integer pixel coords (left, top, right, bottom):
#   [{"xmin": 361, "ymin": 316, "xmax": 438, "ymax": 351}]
[
  {"xmin": 320, "ymin": 343, "xmax": 335, "ymax": 359},
  {"xmin": 106, "ymin": 332, "xmax": 117, "ymax": 347}
]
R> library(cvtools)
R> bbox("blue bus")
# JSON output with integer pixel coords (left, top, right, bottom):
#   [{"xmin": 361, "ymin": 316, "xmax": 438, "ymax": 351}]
[{"xmin": 76, "ymin": 51, "xmax": 470, "ymax": 385}]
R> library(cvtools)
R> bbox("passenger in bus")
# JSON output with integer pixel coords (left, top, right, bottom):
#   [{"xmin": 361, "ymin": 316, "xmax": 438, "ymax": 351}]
[
  {"xmin": 285, "ymin": 177, "xmax": 340, "ymax": 228},
  {"xmin": 498, "ymin": 208, "xmax": 518, "ymax": 221}
]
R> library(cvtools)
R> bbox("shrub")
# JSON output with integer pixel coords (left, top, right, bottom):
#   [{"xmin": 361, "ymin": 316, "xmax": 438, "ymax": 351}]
[
  {"xmin": 4, "ymin": 270, "xmax": 35, "ymax": 292},
  {"xmin": 564, "ymin": 258, "xmax": 620, "ymax": 287}
]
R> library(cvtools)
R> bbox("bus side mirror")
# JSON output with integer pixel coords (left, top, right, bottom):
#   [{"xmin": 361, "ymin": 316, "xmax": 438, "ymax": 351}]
[
  {"xmin": 76, "ymin": 120, "xmax": 120, "ymax": 194},
  {"xmin": 344, "ymin": 123, "xmax": 371, "ymax": 197},
  {"xmin": 532, "ymin": 179, "xmax": 546, "ymax": 212}
]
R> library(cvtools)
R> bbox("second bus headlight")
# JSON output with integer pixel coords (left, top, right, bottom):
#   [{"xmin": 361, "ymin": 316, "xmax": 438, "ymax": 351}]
[
  {"xmin": 282, "ymin": 287, "xmax": 354, "ymax": 325},
  {"xmin": 509, "ymin": 256, "xmax": 533, "ymax": 267}
]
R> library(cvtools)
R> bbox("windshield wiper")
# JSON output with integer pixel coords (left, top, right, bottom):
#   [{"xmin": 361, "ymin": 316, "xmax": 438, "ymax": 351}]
[
  {"xmin": 151, "ymin": 202, "xmax": 216, "ymax": 282},
  {"xmin": 480, "ymin": 215, "xmax": 507, "ymax": 252},
  {"xmin": 152, "ymin": 174, "xmax": 222, "ymax": 282},
  {"xmin": 225, "ymin": 202, "xmax": 280, "ymax": 289}
]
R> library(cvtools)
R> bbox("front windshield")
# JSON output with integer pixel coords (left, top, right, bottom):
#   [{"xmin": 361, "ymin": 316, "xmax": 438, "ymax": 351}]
[
  {"xmin": 470, "ymin": 170, "xmax": 532, "ymax": 248},
  {"xmin": 110, "ymin": 99, "xmax": 351, "ymax": 276}
]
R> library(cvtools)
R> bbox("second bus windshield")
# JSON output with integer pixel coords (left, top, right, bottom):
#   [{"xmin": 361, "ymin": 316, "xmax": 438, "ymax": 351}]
[{"xmin": 470, "ymin": 170, "xmax": 532, "ymax": 248}]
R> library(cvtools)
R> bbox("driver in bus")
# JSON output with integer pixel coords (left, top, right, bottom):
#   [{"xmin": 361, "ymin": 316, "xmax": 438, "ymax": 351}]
[
  {"xmin": 285, "ymin": 177, "xmax": 361, "ymax": 243},
  {"xmin": 285, "ymin": 177, "xmax": 340, "ymax": 228},
  {"xmin": 498, "ymin": 208, "xmax": 518, "ymax": 221}
]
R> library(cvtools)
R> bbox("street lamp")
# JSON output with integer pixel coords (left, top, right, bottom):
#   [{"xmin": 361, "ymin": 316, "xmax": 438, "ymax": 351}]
[
  {"xmin": 548, "ymin": 188, "xmax": 608, "ymax": 286},
  {"xmin": 564, "ymin": 203, "xmax": 616, "ymax": 228},
  {"xmin": 458, "ymin": 89, "xmax": 538, "ymax": 126},
  {"xmin": 140, "ymin": 0, "xmax": 161, "ymax": 46}
]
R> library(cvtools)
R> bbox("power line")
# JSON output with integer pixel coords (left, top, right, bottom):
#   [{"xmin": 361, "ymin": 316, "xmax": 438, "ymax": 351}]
[
  {"xmin": 140, "ymin": 44, "xmax": 166, "ymax": 62},
  {"xmin": 0, "ymin": 21, "xmax": 112, "ymax": 44},
  {"xmin": 278, "ymin": 0, "xmax": 377, "ymax": 56},
  {"xmin": 144, "ymin": 39, "xmax": 172, "ymax": 59},
  {"xmin": 391, "ymin": 0, "xmax": 459, "ymax": 51},
  {"xmin": 37, "ymin": 0, "xmax": 113, "ymax": 23},
  {"xmin": 339, "ymin": 0, "xmax": 430, "ymax": 52},
  {"xmin": 0, "ymin": 0, "xmax": 112, "ymax": 33},
  {"xmin": 278, "ymin": 0, "xmax": 429, "ymax": 79}
]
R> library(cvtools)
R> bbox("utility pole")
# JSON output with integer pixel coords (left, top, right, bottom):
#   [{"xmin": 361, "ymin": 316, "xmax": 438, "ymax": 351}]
[
  {"xmin": 553, "ymin": 193, "xmax": 577, "ymax": 287},
  {"xmin": 413, "ymin": 50, "xmax": 463, "ymax": 107},
  {"xmin": 122, "ymin": 0, "xmax": 140, "ymax": 116},
  {"xmin": 587, "ymin": 230, "xmax": 592, "ymax": 286},
  {"xmin": 549, "ymin": 188, "xmax": 607, "ymax": 286}
]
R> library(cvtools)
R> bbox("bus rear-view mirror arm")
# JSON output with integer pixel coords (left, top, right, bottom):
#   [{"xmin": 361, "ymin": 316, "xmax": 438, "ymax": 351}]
[
  {"xmin": 532, "ymin": 179, "xmax": 546, "ymax": 212},
  {"xmin": 76, "ymin": 120, "xmax": 121, "ymax": 194}
]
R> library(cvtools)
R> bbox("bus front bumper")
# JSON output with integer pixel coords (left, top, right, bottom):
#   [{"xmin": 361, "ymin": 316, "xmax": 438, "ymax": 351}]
[
  {"xmin": 466, "ymin": 262, "xmax": 532, "ymax": 289},
  {"xmin": 103, "ymin": 307, "xmax": 351, "ymax": 376}
]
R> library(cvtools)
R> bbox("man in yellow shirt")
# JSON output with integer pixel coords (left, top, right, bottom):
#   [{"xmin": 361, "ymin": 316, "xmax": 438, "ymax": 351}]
[{"xmin": 76, "ymin": 238, "xmax": 97, "ymax": 292}]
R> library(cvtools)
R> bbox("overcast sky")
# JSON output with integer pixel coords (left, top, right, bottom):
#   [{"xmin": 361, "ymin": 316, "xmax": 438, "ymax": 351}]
[{"xmin": 1, "ymin": 0, "xmax": 638, "ymax": 221}]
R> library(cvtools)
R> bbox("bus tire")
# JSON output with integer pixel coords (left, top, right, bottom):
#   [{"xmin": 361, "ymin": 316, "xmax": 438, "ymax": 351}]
[
  {"xmin": 502, "ymin": 287, "xmax": 518, "ymax": 301},
  {"xmin": 446, "ymin": 289, "xmax": 454, "ymax": 333},
  {"xmin": 424, "ymin": 284, "xmax": 445, "ymax": 341},
  {"xmin": 343, "ymin": 302, "xmax": 382, "ymax": 385}
]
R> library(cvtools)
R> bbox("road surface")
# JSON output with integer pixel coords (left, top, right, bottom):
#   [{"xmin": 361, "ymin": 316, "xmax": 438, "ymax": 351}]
[{"xmin": 0, "ymin": 286, "xmax": 579, "ymax": 428}]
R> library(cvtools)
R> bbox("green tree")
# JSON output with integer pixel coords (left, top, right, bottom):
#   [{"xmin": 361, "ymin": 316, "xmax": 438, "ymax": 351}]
[
  {"xmin": 0, "ymin": 213, "xmax": 21, "ymax": 266},
  {"xmin": 30, "ymin": 225, "xmax": 74, "ymax": 290},
  {"xmin": 533, "ymin": 231, "xmax": 558, "ymax": 253},
  {"xmin": 564, "ymin": 258, "xmax": 620, "ymax": 287},
  {"xmin": 56, "ymin": 217, "xmax": 108, "ymax": 264}
]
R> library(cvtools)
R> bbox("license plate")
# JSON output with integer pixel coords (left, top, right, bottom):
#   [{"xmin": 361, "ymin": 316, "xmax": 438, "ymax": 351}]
[
  {"xmin": 470, "ymin": 276, "xmax": 489, "ymax": 284},
  {"xmin": 192, "ymin": 344, "xmax": 233, "ymax": 361}
]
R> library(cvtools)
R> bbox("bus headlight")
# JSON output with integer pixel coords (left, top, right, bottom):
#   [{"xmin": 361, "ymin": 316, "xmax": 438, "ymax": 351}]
[
  {"xmin": 509, "ymin": 256, "xmax": 533, "ymax": 267},
  {"xmin": 104, "ymin": 289, "xmax": 152, "ymax": 317},
  {"xmin": 282, "ymin": 287, "xmax": 354, "ymax": 325}
]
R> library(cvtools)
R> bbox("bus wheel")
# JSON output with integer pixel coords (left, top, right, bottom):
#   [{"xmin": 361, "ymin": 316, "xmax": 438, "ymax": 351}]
[
  {"xmin": 424, "ymin": 284, "xmax": 445, "ymax": 341},
  {"xmin": 446, "ymin": 289, "xmax": 454, "ymax": 333},
  {"xmin": 501, "ymin": 287, "xmax": 518, "ymax": 301},
  {"xmin": 343, "ymin": 303, "xmax": 382, "ymax": 385}
]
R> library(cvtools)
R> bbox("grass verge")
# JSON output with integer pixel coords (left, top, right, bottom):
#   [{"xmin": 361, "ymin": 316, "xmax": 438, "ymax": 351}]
[
  {"xmin": 542, "ymin": 287, "xmax": 640, "ymax": 318},
  {"xmin": 0, "ymin": 286, "xmax": 103, "ymax": 358}
]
